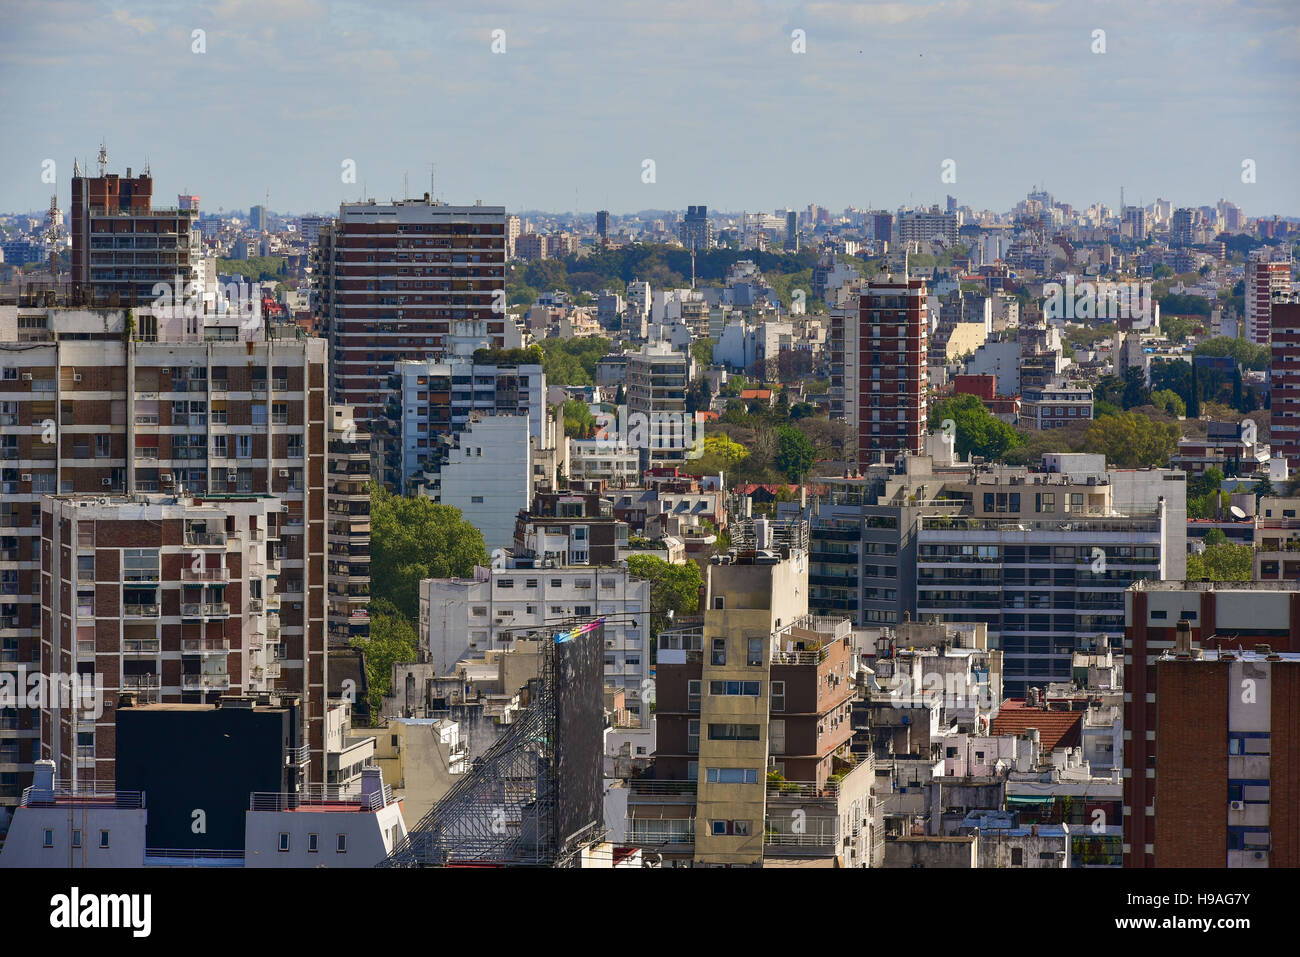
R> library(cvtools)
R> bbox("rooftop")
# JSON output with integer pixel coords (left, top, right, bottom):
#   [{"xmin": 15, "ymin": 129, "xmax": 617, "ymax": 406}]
[{"xmin": 990, "ymin": 700, "xmax": 1084, "ymax": 753}]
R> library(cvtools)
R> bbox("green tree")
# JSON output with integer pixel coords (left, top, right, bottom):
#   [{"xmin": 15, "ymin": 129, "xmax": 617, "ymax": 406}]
[
  {"xmin": 369, "ymin": 483, "xmax": 490, "ymax": 621},
  {"xmin": 625, "ymin": 555, "xmax": 703, "ymax": 643},
  {"xmin": 561, "ymin": 399, "xmax": 596, "ymax": 438},
  {"xmin": 928, "ymin": 393, "xmax": 1025, "ymax": 461},
  {"xmin": 774, "ymin": 425, "xmax": 815, "ymax": 482},
  {"xmin": 691, "ymin": 338, "xmax": 714, "ymax": 368},
  {"xmin": 1186, "ymin": 544, "xmax": 1253, "ymax": 581},
  {"xmin": 1081, "ymin": 412, "xmax": 1179, "ymax": 468},
  {"xmin": 351, "ymin": 597, "xmax": 419, "ymax": 719},
  {"xmin": 1149, "ymin": 389, "xmax": 1186, "ymax": 418},
  {"xmin": 1202, "ymin": 528, "xmax": 1228, "ymax": 546}
]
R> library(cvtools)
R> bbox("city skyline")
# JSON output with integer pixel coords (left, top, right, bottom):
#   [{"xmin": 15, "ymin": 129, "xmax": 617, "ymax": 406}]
[{"xmin": 1, "ymin": 0, "xmax": 1298, "ymax": 217}]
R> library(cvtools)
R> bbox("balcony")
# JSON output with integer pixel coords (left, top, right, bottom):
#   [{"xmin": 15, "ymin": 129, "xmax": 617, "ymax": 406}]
[
  {"xmin": 124, "ymin": 638, "xmax": 161, "ymax": 655},
  {"xmin": 182, "ymin": 638, "xmax": 229, "ymax": 655},
  {"xmin": 181, "ymin": 674, "xmax": 230, "ymax": 692},
  {"xmin": 182, "ymin": 567, "xmax": 229, "ymax": 583},
  {"xmin": 124, "ymin": 603, "xmax": 160, "ymax": 618},
  {"xmin": 185, "ymin": 530, "xmax": 227, "ymax": 547}
]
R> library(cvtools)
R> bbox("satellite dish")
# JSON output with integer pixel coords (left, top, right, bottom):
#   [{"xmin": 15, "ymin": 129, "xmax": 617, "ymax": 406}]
[{"xmin": 1229, "ymin": 505, "xmax": 1246, "ymax": 519}]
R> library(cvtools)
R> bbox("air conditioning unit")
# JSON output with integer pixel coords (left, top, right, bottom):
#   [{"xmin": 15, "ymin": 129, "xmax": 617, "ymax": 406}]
[
  {"xmin": 21, "ymin": 373, "xmax": 32, "ymax": 381},
  {"xmin": 73, "ymin": 374, "xmax": 82, "ymax": 383},
  {"xmin": 101, "ymin": 478, "xmax": 112, "ymax": 487},
  {"xmin": 160, "ymin": 474, "xmax": 173, "ymax": 483},
  {"xmin": 1230, "ymin": 800, "xmax": 1245, "ymax": 811},
  {"xmin": 227, "ymin": 470, "xmax": 238, "ymax": 481},
  {"xmin": 1254, "ymin": 851, "xmax": 1266, "ymax": 860},
  {"xmin": 278, "ymin": 470, "xmax": 290, "ymax": 477},
  {"xmin": 20, "ymin": 473, "xmax": 32, "ymax": 482}
]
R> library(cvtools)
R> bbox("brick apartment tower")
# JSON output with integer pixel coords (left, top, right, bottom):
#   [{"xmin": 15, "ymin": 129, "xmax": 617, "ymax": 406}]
[
  {"xmin": 40, "ymin": 495, "xmax": 298, "ymax": 791},
  {"xmin": 0, "ymin": 332, "xmax": 331, "ymax": 805},
  {"xmin": 1269, "ymin": 302, "xmax": 1300, "ymax": 472},
  {"xmin": 1244, "ymin": 254, "xmax": 1292, "ymax": 345},
  {"xmin": 312, "ymin": 197, "xmax": 507, "ymax": 425},
  {"xmin": 856, "ymin": 276, "xmax": 928, "ymax": 468},
  {"xmin": 1123, "ymin": 582, "xmax": 1300, "ymax": 867},
  {"xmin": 1152, "ymin": 648, "xmax": 1300, "ymax": 868},
  {"xmin": 70, "ymin": 163, "xmax": 199, "ymax": 307}
]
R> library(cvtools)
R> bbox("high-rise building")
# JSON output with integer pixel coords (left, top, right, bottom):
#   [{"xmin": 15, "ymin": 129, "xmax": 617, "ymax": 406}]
[
  {"xmin": 628, "ymin": 519, "xmax": 876, "ymax": 867},
  {"xmin": 1170, "ymin": 207, "xmax": 1196, "ymax": 247},
  {"xmin": 596, "ymin": 210, "xmax": 610, "ymax": 242},
  {"xmin": 312, "ymin": 197, "xmax": 507, "ymax": 425},
  {"xmin": 71, "ymin": 163, "xmax": 200, "ymax": 307},
  {"xmin": 382, "ymin": 332, "xmax": 543, "ymax": 492},
  {"xmin": 0, "ymin": 319, "xmax": 332, "ymax": 810},
  {"xmin": 1245, "ymin": 251, "xmax": 1292, "ymax": 345},
  {"xmin": 625, "ymin": 342, "xmax": 691, "ymax": 470},
  {"xmin": 854, "ymin": 276, "xmax": 928, "ymax": 467},
  {"xmin": 249, "ymin": 205, "xmax": 268, "ymax": 232},
  {"xmin": 1269, "ymin": 302, "xmax": 1300, "ymax": 470},
  {"xmin": 896, "ymin": 207, "xmax": 957, "ymax": 246},
  {"xmin": 679, "ymin": 206, "xmax": 712, "ymax": 251},
  {"xmin": 1122, "ymin": 206, "xmax": 1147, "ymax": 241},
  {"xmin": 39, "ymin": 494, "xmax": 289, "ymax": 790},
  {"xmin": 177, "ymin": 194, "xmax": 200, "ymax": 214},
  {"xmin": 785, "ymin": 210, "xmax": 798, "ymax": 250},
  {"xmin": 327, "ymin": 406, "xmax": 371, "ymax": 648},
  {"xmin": 1123, "ymin": 583, "xmax": 1300, "ymax": 867},
  {"xmin": 505, "ymin": 214, "xmax": 522, "ymax": 258}
]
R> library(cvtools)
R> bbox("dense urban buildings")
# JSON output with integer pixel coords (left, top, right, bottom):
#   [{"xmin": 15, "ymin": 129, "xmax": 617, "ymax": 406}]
[{"xmin": 853, "ymin": 276, "xmax": 929, "ymax": 466}]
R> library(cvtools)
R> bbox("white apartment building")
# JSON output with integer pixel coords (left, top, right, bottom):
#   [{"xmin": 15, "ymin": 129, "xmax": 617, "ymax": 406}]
[
  {"xmin": 419, "ymin": 562, "xmax": 652, "ymax": 724},
  {"xmin": 427, "ymin": 413, "xmax": 532, "ymax": 553}
]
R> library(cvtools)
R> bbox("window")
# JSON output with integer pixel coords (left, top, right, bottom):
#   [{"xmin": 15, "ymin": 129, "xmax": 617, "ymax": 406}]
[
  {"xmin": 771, "ymin": 680, "xmax": 786, "ymax": 712},
  {"xmin": 687, "ymin": 679, "xmax": 701, "ymax": 712},
  {"xmin": 709, "ymin": 723, "xmax": 760, "ymax": 741},
  {"xmin": 470, "ymin": 496, "xmax": 484, "ymax": 504},
  {"xmin": 711, "ymin": 638, "xmax": 727, "ymax": 666},
  {"xmin": 336, "ymin": 834, "xmax": 347, "ymax": 853},
  {"xmin": 706, "ymin": 767, "xmax": 759, "ymax": 784},
  {"xmin": 709, "ymin": 680, "xmax": 761, "ymax": 696},
  {"xmin": 1011, "ymin": 847, "xmax": 1023, "ymax": 866},
  {"xmin": 747, "ymin": 637, "xmax": 764, "ymax": 666},
  {"xmin": 72, "ymin": 830, "xmax": 82, "ymax": 849},
  {"xmin": 279, "ymin": 833, "xmax": 291, "ymax": 852},
  {"xmin": 308, "ymin": 833, "xmax": 319, "ymax": 853},
  {"xmin": 770, "ymin": 719, "xmax": 786, "ymax": 754},
  {"xmin": 710, "ymin": 820, "xmax": 752, "ymax": 836},
  {"xmin": 498, "ymin": 579, "xmax": 514, "ymax": 589},
  {"xmin": 236, "ymin": 435, "xmax": 252, "ymax": 459},
  {"xmin": 687, "ymin": 719, "xmax": 700, "ymax": 753},
  {"xmin": 43, "ymin": 829, "xmax": 54, "ymax": 848},
  {"xmin": 99, "ymin": 830, "xmax": 110, "ymax": 849}
]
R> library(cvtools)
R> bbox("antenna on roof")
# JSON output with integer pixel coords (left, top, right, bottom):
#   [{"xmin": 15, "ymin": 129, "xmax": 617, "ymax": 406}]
[{"xmin": 96, "ymin": 141, "xmax": 107, "ymax": 177}]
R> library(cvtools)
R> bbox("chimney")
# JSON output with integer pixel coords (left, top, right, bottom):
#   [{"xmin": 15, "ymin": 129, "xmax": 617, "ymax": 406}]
[{"xmin": 1175, "ymin": 618, "xmax": 1193, "ymax": 657}]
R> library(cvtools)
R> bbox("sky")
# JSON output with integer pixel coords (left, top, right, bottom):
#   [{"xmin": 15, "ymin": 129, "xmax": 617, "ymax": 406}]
[{"xmin": 2, "ymin": 0, "xmax": 1298, "ymax": 218}]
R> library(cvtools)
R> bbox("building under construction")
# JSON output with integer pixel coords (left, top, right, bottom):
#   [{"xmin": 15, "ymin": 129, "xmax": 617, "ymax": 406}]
[{"xmin": 381, "ymin": 618, "xmax": 606, "ymax": 867}]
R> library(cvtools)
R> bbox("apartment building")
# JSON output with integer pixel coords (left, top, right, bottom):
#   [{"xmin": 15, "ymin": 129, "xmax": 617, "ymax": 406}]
[
  {"xmin": 1149, "ymin": 634, "xmax": 1300, "ymax": 867},
  {"xmin": 1244, "ymin": 250, "xmax": 1291, "ymax": 345},
  {"xmin": 1123, "ymin": 581, "xmax": 1300, "ymax": 867},
  {"xmin": 312, "ymin": 197, "xmax": 507, "ymax": 424},
  {"xmin": 1269, "ymin": 301, "xmax": 1300, "ymax": 471},
  {"xmin": 419, "ymin": 558, "xmax": 652, "ymax": 723},
  {"xmin": 1019, "ymin": 382, "xmax": 1094, "ymax": 430},
  {"xmin": 896, "ymin": 207, "xmax": 958, "ymax": 246},
  {"xmin": 0, "ymin": 321, "xmax": 331, "ymax": 809},
  {"xmin": 625, "ymin": 342, "xmax": 691, "ymax": 471},
  {"xmin": 38, "ymin": 494, "xmax": 289, "ymax": 791},
  {"xmin": 629, "ymin": 519, "xmax": 875, "ymax": 868},
  {"xmin": 71, "ymin": 164, "xmax": 201, "ymax": 307},
  {"xmin": 512, "ymin": 490, "xmax": 628, "ymax": 567},
  {"xmin": 382, "ymin": 342, "xmax": 542, "ymax": 493},
  {"xmin": 854, "ymin": 276, "xmax": 928, "ymax": 466},
  {"xmin": 327, "ymin": 406, "xmax": 370, "ymax": 647},
  {"xmin": 424, "ymin": 412, "xmax": 533, "ymax": 552}
]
